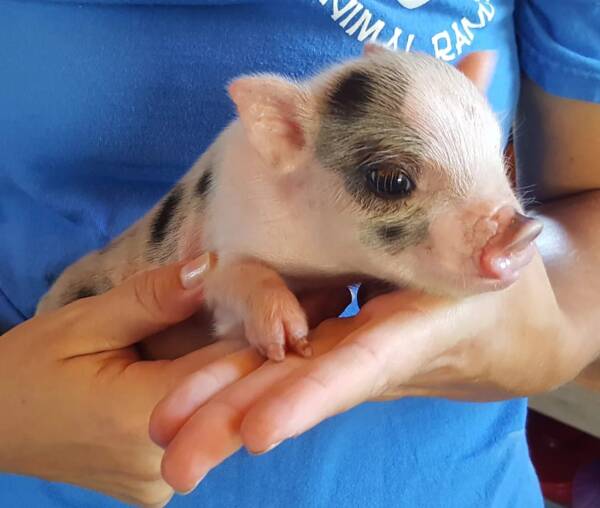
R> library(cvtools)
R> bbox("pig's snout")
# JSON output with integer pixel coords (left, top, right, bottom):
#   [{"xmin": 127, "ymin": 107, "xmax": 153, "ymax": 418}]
[
  {"xmin": 403, "ymin": 202, "xmax": 542, "ymax": 296},
  {"xmin": 478, "ymin": 206, "xmax": 543, "ymax": 284}
]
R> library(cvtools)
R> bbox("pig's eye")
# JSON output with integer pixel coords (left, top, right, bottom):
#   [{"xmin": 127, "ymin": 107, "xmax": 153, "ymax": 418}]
[{"xmin": 366, "ymin": 167, "xmax": 414, "ymax": 198}]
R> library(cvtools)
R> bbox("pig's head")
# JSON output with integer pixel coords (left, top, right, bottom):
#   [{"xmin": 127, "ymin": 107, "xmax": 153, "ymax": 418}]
[{"xmin": 227, "ymin": 45, "xmax": 542, "ymax": 296}]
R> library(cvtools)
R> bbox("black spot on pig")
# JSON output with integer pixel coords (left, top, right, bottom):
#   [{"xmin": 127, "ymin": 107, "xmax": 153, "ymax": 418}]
[
  {"xmin": 317, "ymin": 62, "xmax": 419, "ymax": 206},
  {"xmin": 195, "ymin": 168, "xmax": 213, "ymax": 199},
  {"xmin": 150, "ymin": 184, "xmax": 183, "ymax": 246},
  {"xmin": 369, "ymin": 208, "xmax": 429, "ymax": 254},
  {"xmin": 377, "ymin": 223, "xmax": 409, "ymax": 243},
  {"xmin": 328, "ymin": 70, "xmax": 374, "ymax": 120}
]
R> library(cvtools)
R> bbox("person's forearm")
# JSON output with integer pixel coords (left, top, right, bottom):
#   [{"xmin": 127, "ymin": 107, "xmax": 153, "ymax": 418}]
[
  {"xmin": 534, "ymin": 190, "xmax": 600, "ymax": 369},
  {"xmin": 513, "ymin": 77, "xmax": 600, "ymax": 381}
]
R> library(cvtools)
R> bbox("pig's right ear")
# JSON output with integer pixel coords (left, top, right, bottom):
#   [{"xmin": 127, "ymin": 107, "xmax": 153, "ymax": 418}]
[{"xmin": 228, "ymin": 75, "xmax": 314, "ymax": 173}]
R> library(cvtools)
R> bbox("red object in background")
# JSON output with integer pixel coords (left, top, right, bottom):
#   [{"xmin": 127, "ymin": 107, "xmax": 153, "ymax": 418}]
[{"xmin": 527, "ymin": 410, "xmax": 600, "ymax": 506}]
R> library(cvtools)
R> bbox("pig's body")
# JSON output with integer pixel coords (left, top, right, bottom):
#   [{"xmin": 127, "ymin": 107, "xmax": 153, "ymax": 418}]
[{"xmin": 37, "ymin": 46, "xmax": 542, "ymax": 360}]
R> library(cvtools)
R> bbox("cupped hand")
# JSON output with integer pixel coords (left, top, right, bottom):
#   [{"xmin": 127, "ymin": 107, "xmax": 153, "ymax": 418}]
[{"xmin": 0, "ymin": 254, "xmax": 260, "ymax": 507}]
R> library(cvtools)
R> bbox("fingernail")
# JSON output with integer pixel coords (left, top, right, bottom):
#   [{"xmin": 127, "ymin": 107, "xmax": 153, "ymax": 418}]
[
  {"xmin": 248, "ymin": 440, "xmax": 283, "ymax": 456},
  {"xmin": 178, "ymin": 475, "xmax": 205, "ymax": 495},
  {"xmin": 180, "ymin": 252, "xmax": 215, "ymax": 289}
]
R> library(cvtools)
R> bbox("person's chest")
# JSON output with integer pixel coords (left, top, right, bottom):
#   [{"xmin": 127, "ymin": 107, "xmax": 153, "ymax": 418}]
[{"xmin": 0, "ymin": 0, "xmax": 515, "ymax": 179}]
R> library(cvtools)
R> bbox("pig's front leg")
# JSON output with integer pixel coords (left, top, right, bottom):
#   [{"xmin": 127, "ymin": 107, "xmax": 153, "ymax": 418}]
[{"xmin": 204, "ymin": 259, "xmax": 310, "ymax": 361}]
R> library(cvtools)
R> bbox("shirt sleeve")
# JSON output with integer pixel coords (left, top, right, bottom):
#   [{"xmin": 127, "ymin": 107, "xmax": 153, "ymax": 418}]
[{"xmin": 515, "ymin": 0, "xmax": 600, "ymax": 103}]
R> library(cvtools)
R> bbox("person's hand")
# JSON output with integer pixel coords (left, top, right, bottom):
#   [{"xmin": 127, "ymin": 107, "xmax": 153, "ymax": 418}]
[
  {"xmin": 0, "ymin": 253, "xmax": 263, "ymax": 507},
  {"xmin": 149, "ymin": 253, "xmax": 575, "ymax": 494},
  {"xmin": 0, "ymin": 251, "xmax": 350, "ymax": 506}
]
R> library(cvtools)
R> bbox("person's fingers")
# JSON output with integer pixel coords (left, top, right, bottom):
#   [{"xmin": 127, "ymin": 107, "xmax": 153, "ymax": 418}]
[
  {"xmin": 166, "ymin": 338, "xmax": 253, "ymax": 383},
  {"xmin": 238, "ymin": 305, "xmax": 437, "ymax": 453},
  {"xmin": 159, "ymin": 357, "xmax": 299, "ymax": 493},
  {"xmin": 150, "ymin": 345, "xmax": 264, "ymax": 448},
  {"xmin": 456, "ymin": 50, "xmax": 497, "ymax": 94},
  {"xmin": 298, "ymin": 286, "xmax": 352, "ymax": 328},
  {"xmin": 239, "ymin": 332, "xmax": 385, "ymax": 454},
  {"xmin": 146, "ymin": 283, "xmax": 349, "ymax": 449},
  {"xmin": 158, "ymin": 317, "xmax": 359, "ymax": 493},
  {"xmin": 60, "ymin": 253, "xmax": 215, "ymax": 356}
]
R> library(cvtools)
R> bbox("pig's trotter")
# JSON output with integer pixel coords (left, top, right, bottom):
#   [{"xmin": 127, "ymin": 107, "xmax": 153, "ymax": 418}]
[
  {"xmin": 205, "ymin": 259, "xmax": 310, "ymax": 361},
  {"xmin": 243, "ymin": 284, "xmax": 311, "ymax": 361}
]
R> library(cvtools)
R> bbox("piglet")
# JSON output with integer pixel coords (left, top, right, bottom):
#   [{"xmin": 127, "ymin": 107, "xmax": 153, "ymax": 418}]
[{"xmin": 37, "ymin": 45, "xmax": 542, "ymax": 361}]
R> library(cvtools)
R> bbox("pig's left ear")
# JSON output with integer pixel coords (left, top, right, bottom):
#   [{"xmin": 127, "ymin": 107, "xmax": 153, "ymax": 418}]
[
  {"xmin": 456, "ymin": 51, "xmax": 497, "ymax": 94},
  {"xmin": 228, "ymin": 75, "xmax": 314, "ymax": 172}
]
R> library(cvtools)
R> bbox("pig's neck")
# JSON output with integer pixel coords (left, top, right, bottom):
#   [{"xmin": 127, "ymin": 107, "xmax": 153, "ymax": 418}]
[{"xmin": 204, "ymin": 122, "xmax": 357, "ymax": 278}]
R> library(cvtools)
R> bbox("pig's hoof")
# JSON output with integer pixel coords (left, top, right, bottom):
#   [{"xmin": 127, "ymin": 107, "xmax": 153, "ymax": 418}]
[{"xmin": 244, "ymin": 288, "xmax": 310, "ymax": 361}]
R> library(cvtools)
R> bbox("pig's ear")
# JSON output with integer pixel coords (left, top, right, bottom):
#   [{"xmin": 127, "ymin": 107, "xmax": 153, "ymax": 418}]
[
  {"xmin": 228, "ymin": 75, "xmax": 313, "ymax": 172},
  {"xmin": 363, "ymin": 42, "xmax": 392, "ymax": 57},
  {"xmin": 456, "ymin": 51, "xmax": 497, "ymax": 94}
]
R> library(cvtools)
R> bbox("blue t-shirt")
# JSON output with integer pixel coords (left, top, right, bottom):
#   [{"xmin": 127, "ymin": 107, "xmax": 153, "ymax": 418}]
[{"xmin": 0, "ymin": 1, "xmax": 598, "ymax": 506}]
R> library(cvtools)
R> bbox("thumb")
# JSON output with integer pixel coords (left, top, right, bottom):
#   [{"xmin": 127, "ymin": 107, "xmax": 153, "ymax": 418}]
[{"xmin": 63, "ymin": 253, "xmax": 216, "ymax": 356}]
